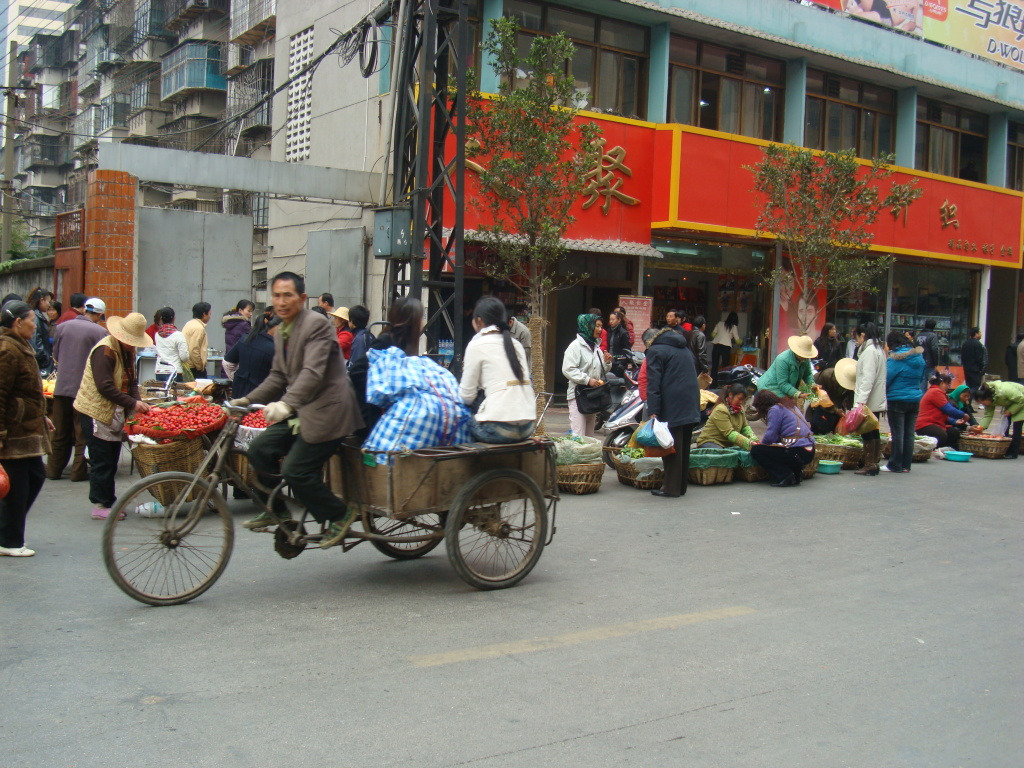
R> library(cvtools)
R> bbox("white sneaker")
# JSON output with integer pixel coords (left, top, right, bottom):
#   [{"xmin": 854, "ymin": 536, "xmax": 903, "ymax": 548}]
[
  {"xmin": 880, "ymin": 465, "xmax": 896, "ymax": 472},
  {"xmin": 0, "ymin": 545, "xmax": 36, "ymax": 557},
  {"xmin": 135, "ymin": 501, "xmax": 165, "ymax": 518}
]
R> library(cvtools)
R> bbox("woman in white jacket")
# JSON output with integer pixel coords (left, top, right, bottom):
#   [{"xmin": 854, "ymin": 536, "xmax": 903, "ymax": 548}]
[
  {"xmin": 459, "ymin": 297, "xmax": 536, "ymax": 443},
  {"xmin": 153, "ymin": 307, "xmax": 191, "ymax": 382},
  {"xmin": 852, "ymin": 321, "xmax": 887, "ymax": 476},
  {"xmin": 561, "ymin": 312, "xmax": 609, "ymax": 437}
]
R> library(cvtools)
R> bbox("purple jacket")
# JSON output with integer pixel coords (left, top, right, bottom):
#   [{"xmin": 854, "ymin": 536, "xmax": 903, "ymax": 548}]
[
  {"xmin": 761, "ymin": 404, "xmax": 815, "ymax": 449},
  {"xmin": 221, "ymin": 312, "xmax": 251, "ymax": 354},
  {"xmin": 52, "ymin": 315, "xmax": 108, "ymax": 398}
]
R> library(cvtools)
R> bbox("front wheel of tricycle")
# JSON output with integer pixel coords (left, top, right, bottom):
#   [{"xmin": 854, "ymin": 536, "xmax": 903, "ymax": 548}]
[
  {"xmin": 102, "ymin": 471, "xmax": 234, "ymax": 606},
  {"xmin": 445, "ymin": 469, "xmax": 547, "ymax": 590}
]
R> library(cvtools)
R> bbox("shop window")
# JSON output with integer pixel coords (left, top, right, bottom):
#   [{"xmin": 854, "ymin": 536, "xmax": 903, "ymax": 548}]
[
  {"xmin": 804, "ymin": 70, "xmax": 895, "ymax": 159},
  {"xmin": 502, "ymin": 1, "xmax": 647, "ymax": 119},
  {"xmin": 1008, "ymin": 122, "xmax": 1024, "ymax": 192},
  {"xmin": 915, "ymin": 99, "xmax": 987, "ymax": 182},
  {"xmin": 668, "ymin": 35, "xmax": 783, "ymax": 141},
  {"xmin": 889, "ymin": 263, "xmax": 975, "ymax": 367}
]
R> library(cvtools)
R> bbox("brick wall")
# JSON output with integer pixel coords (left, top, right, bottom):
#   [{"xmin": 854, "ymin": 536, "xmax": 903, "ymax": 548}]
[{"xmin": 83, "ymin": 170, "xmax": 136, "ymax": 318}]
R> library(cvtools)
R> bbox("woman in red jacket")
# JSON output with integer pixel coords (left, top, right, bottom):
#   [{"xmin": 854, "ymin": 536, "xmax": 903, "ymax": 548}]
[{"xmin": 915, "ymin": 372, "xmax": 968, "ymax": 449}]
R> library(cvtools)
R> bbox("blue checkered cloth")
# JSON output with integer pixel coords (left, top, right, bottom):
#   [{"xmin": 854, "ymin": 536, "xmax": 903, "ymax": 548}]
[{"xmin": 362, "ymin": 347, "xmax": 471, "ymax": 463}]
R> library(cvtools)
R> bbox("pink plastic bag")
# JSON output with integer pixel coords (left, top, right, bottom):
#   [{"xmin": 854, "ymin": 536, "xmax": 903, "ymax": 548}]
[{"xmin": 838, "ymin": 404, "xmax": 867, "ymax": 436}]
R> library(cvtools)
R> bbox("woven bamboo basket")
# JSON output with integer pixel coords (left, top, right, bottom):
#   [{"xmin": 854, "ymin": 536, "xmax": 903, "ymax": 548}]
[
  {"xmin": 556, "ymin": 462, "xmax": 604, "ymax": 494},
  {"xmin": 736, "ymin": 464, "xmax": 768, "ymax": 482},
  {"xmin": 609, "ymin": 451, "xmax": 664, "ymax": 489},
  {"xmin": 957, "ymin": 434, "xmax": 1012, "ymax": 459},
  {"xmin": 801, "ymin": 455, "xmax": 819, "ymax": 479},
  {"xmin": 131, "ymin": 438, "xmax": 205, "ymax": 504},
  {"xmin": 688, "ymin": 465, "xmax": 735, "ymax": 486},
  {"xmin": 881, "ymin": 441, "xmax": 932, "ymax": 462},
  {"xmin": 815, "ymin": 442, "xmax": 862, "ymax": 469},
  {"xmin": 229, "ymin": 450, "xmax": 259, "ymax": 487}
]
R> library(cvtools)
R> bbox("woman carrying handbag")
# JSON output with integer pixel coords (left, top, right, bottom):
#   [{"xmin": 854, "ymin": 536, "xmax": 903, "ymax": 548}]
[{"xmin": 561, "ymin": 313, "xmax": 609, "ymax": 437}]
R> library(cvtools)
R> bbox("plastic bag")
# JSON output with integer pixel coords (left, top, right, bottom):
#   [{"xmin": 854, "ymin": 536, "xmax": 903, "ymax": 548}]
[
  {"xmin": 651, "ymin": 418, "xmax": 674, "ymax": 449},
  {"xmin": 0, "ymin": 463, "xmax": 8, "ymax": 499},
  {"xmin": 552, "ymin": 435, "xmax": 602, "ymax": 466},
  {"xmin": 635, "ymin": 420, "xmax": 660, "ymax": 448},
  {"xmin": 643, "ymin": 444, "xmax": 675, "ymax": 458},
  {"xmin": 857, "ymin": 408, "xmax": 879, "ymax": 435},
  {"xmin": 838, "ymin": 404, "xmax": 868, "ymax": 435}
]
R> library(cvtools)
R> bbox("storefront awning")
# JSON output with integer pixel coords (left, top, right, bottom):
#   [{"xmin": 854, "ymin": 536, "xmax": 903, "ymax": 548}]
[{"xmin": 457, "ymin": 228, "xmax": 663, "ymax": 260}]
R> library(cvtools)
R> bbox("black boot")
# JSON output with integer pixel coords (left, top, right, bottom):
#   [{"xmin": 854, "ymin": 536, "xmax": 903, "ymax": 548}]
[{"xmin": 855, "ymin": 438, "xmax": 880, "ymax": 476}]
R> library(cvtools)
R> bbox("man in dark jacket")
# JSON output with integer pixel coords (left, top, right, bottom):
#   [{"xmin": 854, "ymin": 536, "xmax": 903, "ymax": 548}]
[
  {"xmin": 914, "ymin": 319, "xmax": 940, "ymax": 391},
  {"xmin": 688, "ymin": 315, "xmax": 710, "ymax": 376},
  {"xmin": 645, "ymin": 328, "xmax": 701, "ymax": 498},
  {"xmin": 959, "ymin": 327, "xmax": 987, "ymax": 389}
]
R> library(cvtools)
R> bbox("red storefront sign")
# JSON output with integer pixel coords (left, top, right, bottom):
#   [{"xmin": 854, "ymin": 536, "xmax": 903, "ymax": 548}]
[
  {"xmin": 451, "ymin": 112, "xmax": 1023, "ymax": 269},
  {"xmin": 652, "ymin": 124, "xmax": 1024, "ymax": 269}
]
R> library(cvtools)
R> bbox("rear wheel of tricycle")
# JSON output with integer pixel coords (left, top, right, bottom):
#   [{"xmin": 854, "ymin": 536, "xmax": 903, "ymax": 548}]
[
  {"xmin": 445, "ymin": 469, "xmax": 547, "ymax": 590},
  {"xmin": 102, "ymin": 471, "xmax": 234, "ymax": 606},
  {"xmin": 367, "ymin": 513, "xmax": 445, "ymax": 560}
]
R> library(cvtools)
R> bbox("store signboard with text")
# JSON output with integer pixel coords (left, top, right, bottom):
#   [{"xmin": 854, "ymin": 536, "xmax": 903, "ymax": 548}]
[
  {"xmin": 653, "ymin": 124, "xmax": 1024, "ymax": 270},
  {"xmin": 804, "ymin": 0, "xmax": 1024, "ymax": 72},
  {"xmin": 617, "ymin": 295, "xmax": 654, "ymax": 351}
]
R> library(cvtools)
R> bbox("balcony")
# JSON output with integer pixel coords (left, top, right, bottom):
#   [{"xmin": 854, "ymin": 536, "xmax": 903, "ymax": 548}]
[
  {"xmin": 158, "ymin": 115, "xmax": 222, "ymax": 153},
  {"xmin": 223, "ymin": 42, "xmax": 255, "ymax": 77},
  {"xmin": 22, "ymin": 167, "xmax": 65, "ymax": 189},
  {"xmin": 165, "ymin": 0, "xmax": 229, "ymax": 30},
  {"xmin": 229, "ymin": 0, "xmax": 275, "ymax": 45},
  {"xmin": 161, "ymin": 41, "xmax": 225, "ymax": 101},
  {"xmin": 99, "ymin": 93, "xmax": 132, "ymax": 133},
  {"xmin": 20, "ymin": 139, "xmax": 72, "ymax": 170},
  {"xmin": 111, "ymin": 0, "xmax": 173, "ymax": 54},
  {"xmin": 72, "ymin": 104, "xmax": 103, "ymax": 149},
  {"xmin": 226, "ymin": 58, "xmax": 273, "ymax": 133},
  {"xmin": 21, "ymin": 196, "xmax": 63, "ymax": 218},
  {"xmin": 29, "ymin": 35, "xmax": 63, "ymax": 72}
]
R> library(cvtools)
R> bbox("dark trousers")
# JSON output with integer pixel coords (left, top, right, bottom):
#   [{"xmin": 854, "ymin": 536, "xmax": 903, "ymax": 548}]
[
  {"xmin": 82, "ymin": 414, "xmax": 120, "ymax": 508},
  {"xmin": 0, "ymin": 456, "xmax": 46, "ymax": 548},
  {"xmin": 886, "ymin": 399, "xmax": 920, "ymax": 471},
  {"xmin": 660, "ymin": 423, "xmax": 695, "ymax": 497},
  {"xmin": 1008, "ymin": 420, "xmax": 1022, "ymax": 458},
  {"xmin": 188, "ymin": 366, "xmax": 205, "ymax": 380},
  {"xmin": 47, "ymin": 395, "xmax": 89, "ymax": 480},
  {"xmin": 246, "ymin": 421, "xmax": 346, "ymax": 524},
  {"xmin": 750, "ymin": 444, "xmax": 814, "ymax": 484},
  {"xmin": 711, "ymin": 344, "xmax": 731, "ymax": 383},
  {"xmin": 916, "ymin": 423, "xmax": 959, "ymax": 450}
]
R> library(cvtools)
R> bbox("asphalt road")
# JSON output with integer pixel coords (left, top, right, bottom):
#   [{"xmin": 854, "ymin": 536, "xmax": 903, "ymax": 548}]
[{"xmin": 2, "ymin": 454, "xmax": 1022, "ymax": 768}]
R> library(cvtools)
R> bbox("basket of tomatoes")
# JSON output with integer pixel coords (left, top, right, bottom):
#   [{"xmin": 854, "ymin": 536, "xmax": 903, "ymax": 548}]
[{"xmin": 126, "ymin": 402, "xmax": 227, "ymax": 441}]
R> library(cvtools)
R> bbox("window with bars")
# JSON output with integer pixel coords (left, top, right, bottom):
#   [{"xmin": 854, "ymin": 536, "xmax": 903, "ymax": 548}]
[
  {"xmin": 804, "ymin": 70, "xmax": 895, "ymax": 159},
  {"xmin": 285, "ymin": 26, "xmax": 314, "ymax": 163},
  {"xmin": 1006, "ymin": 122, "xmax": 1023, "ymax": 192},
  {"xmin": 503, "ymin": 0, "xmax": 648, "ymax": 119},
  {"xmin": 668, "ymin": 36, "xmax": 784, "ymax": 141}
]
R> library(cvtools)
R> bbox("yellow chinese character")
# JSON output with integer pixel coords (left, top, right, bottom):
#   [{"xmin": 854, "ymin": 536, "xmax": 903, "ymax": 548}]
[
  {"xmin": 582, "ymin": 139, "xmax": 641, "ymax": 215},
  {"xmin": 939, "ymin": 200, "xmax": 960, "ymax": 229}
]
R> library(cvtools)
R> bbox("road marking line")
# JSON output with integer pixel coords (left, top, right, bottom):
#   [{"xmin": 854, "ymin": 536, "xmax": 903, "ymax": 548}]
[{"xmin": 408, "ymin": 606, "xmax": 757, "ymax": 668}]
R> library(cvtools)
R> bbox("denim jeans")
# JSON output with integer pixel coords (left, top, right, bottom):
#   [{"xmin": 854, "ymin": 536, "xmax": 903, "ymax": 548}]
[
  {"xmin": 470, "ymin": 419, "xmax": 535, "ymax": 444},
  {"xmin": 886, "ymin": 399, "xmax": 920, "ymax": 471}
]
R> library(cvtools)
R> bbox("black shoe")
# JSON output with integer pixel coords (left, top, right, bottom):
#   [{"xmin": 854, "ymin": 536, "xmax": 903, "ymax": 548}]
[
  {"xmin": 650, "ymin": 489, "xmax": 679, "ymax": 498},
  {"xmin": 791, "ymin": 471, "xmax": 802, "ymax": 485},
  {"xmin": 1005, "ymin": 453, "xmax": 1019, "ymax": 460},
  {"xmin": 770, "ymin": 477, "xmax": 795, "ymax": 488}
]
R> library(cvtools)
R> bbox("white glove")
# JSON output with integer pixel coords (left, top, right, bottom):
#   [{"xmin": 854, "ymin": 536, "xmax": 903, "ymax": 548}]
[{"xmin": 263, "ymin": 401, "xmax": 294, "ymax": 424}]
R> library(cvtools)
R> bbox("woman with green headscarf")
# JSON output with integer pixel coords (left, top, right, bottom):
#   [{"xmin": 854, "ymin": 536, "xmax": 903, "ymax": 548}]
[
  {"xmin": 562, "ymin": 312, "xmax": 609, "ymax": 436},
  {"xmin": 948, "ymin": 383, "xmax": 978, "ymax": 430}
]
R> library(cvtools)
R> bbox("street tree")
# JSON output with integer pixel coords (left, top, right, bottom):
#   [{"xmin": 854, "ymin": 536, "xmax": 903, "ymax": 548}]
[
  {"xmin": 748, "ymin": 144, "xmax": 922, "ymax": 335},
  {"xmin": 465, "ymin": 16, "xmax": 601, "ymax": 406}
]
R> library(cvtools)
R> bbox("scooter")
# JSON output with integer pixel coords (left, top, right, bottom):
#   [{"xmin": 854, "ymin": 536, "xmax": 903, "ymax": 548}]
[{"xmin": 599, "ymin": 349, "xmax": 646, "ymax": 467}]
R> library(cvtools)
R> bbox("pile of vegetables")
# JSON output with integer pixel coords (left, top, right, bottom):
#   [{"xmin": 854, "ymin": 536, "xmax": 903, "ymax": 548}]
[
  {"xmin": 241, "ymin": 410, "xmax": 268, "ymax": 429},
  {"xmin": 126, "ymin": 402, "xmax": 226, "ymax": 440},
  {"xmin": 814, "ymin": 434, "xmax": 863, "ymax": 447}
]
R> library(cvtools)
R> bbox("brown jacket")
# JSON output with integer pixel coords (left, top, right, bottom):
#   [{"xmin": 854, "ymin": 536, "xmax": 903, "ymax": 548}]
[
  {"xmin": 247, "ymin": 308, "xmax": 363, "ymax": 444},
  {"xmin": 0, "ymin": 328, "xmax": 50, "ymax": 459}
]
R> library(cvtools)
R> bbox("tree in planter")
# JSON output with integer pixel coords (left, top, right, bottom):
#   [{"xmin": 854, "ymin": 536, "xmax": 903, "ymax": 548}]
[
  {"xmin": 748, "ymin": 144, "xmax": 922, "ymax": 336},
  {"xmin": 465, "ymin": 17, "xmax": 602, "ymax": 421}
]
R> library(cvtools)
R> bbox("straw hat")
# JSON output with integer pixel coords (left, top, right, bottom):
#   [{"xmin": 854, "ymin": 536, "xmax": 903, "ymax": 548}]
[
  {"xmin": 330, "ymin": 306, "xmax": 350, "ymax": 322},
  {"xmin": 834, "ymin": 357, "xmax": 857, "ymax": 391},
  {"xmin": 787, "ymin": 335, "xmax": 818, "ymax": 359},
  {"xmin": 107, "ymin": 312, "xmax": 154, "ymax": 348}
]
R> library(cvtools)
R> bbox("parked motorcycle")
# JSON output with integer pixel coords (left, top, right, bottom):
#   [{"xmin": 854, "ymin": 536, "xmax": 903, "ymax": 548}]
[{"xmin": 717, "ymin": 363, "xmax": 767, "ymax": 421}]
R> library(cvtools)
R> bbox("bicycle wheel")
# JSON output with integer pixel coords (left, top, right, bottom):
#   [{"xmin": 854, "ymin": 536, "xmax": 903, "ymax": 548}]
[
  {"xmin": 445, "ymin": 469, "xmax": 547, "ymax": 590},
  {"xmin": 102, "ymin": 471, "xmax": 234, "ymax": 606},
  {"xmin": 366, "ymin": 512, "xmax": 445, "ymax": 560}
]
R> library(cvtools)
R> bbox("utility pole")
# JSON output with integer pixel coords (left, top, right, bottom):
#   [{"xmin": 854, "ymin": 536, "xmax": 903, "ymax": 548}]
[{"xmin": 1, "ymin": 41, "xmax": 20, "ymax": 262}]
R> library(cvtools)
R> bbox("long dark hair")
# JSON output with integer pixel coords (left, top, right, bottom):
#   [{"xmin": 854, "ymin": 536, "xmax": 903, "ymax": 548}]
[
  {"xmin": 474, "ymin": 296, "xmax": 524, "ymax": 382},
  {"xmin": 243, "ymin": 313, "xmax": 281, "ymax": 344},
  {"xmin": 855, "ymin": 321, "xmax": 880, "ymax": 346},
  {"xmin": 388, "ymin": 296, "xmax": 423, "ymax": 356},
  {"xmin": 724, "ymin": 312, "xmax": 738, "ymax": 331},
  {"xmin": 715, "ymin": 383, "xmax": 747, "ymax": 408},
  {"xmin": 816, "ymin": 322, "xmax": 836, "ymax": 346}
]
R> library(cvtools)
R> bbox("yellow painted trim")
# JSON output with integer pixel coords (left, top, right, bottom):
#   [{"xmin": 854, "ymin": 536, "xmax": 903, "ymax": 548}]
[
  {"xmin": 668, "ymin": 127, "xmax": 681, "ymax": 222},
  {"xmin": 407, "ymin": 606, "xmax": 757, "ymax": 668},
  {"xmin": 871, "ymin": 243, "xmax": 1023, "ymax": 269}
]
